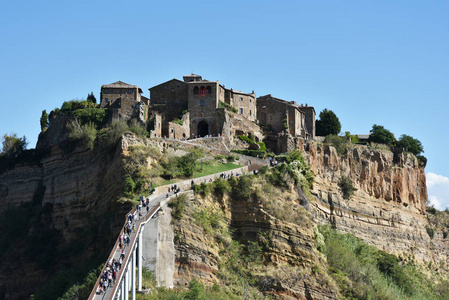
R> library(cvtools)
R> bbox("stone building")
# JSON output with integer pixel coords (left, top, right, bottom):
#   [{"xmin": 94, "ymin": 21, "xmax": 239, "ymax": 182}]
[
  {"xmin": 257, "ymin": 94, "xmax": 315, "ymax": 152},
  {"xmin": 100, "ymin": 81, "xmax": 149, "ymax": 122},
  {"xmin": 148, "ymin": 74, "xmax": 260, "ymax": 139}
]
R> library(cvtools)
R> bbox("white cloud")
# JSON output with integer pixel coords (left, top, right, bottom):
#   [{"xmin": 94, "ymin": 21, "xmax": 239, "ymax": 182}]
[{"xmin": 426, "ymin": 172, "xmax": 449, "ymax": 211}]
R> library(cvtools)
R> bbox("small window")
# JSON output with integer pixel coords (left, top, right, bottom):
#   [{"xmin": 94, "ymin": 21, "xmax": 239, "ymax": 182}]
[
  {"xmin": 250, "ymin": 99, "xmax": 252, "ymax": 102},
  {"xmin": 171, "ymin": 129, "xmax": 174, "ymax": 133},
  {"xmin": 240, "ymin": 97, "xmax": 243, "ymax": 101},
  {"xmin": 200, "ymin": 99, "xmax": 205, "ymax": 106},
  {"xmin": 207, "ymin": 86, "xmax": 212, "ymax": 94},
  {"xmin": 193, "ymin": 86, "xmax": 199, "ymax": 95},
  {"xmin": 249, "ymin": 110, "xmax": 252, "ymax": 116},
  {"xmin": 129, "ymin": 89, "xmax": 133, "ymax": 94},
  {"xmin": 104, "ymin": 89, "xmax": 109, "ymax": 94},
  {"xmin": 105, "ymin": 98, "xmax": 109, "ymax": 103},
  {"xmin": 240, "ymin": 108, "xmax": 243, "ymax": 114}
]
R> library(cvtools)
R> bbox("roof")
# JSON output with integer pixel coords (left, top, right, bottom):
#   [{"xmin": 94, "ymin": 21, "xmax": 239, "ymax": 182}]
[
  {"xmin": 102, "ymin": 81, "xmax": 142, "ymax": 93},
  {"xmin": 148, "ymin": 78, "xmax": 187, "ymax": 90},
  {"xmin": 183, "ymin": 73, "xmax": 202, "ymax": 77},
  {"xmin": 356, "ymin": 134, "xmax": 370, "ymax": 139},
  {"xmin": 258, "ymin": 94, "xmax": 315, "ymax": 113}
]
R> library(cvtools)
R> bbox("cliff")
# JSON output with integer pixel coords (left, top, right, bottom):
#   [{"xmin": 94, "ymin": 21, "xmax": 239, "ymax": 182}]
[
  {"xmin": 0, "ymin": 138, "xmax": 132, "ymax": 299},
  {"xmin": 303, "ymin": 142, "xmax": 448, "ymax": 272}
]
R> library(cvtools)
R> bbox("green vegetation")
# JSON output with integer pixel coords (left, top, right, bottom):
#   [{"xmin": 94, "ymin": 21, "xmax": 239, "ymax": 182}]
[
  {"xmin": 324, "ymin": 134, "xmax": 349, "ymax": 155},
  {"xmin": 86, "ymin": 92, "xmax": 96, "ymax": 104},
  {"xmin": 369, "ymin": 124, "xmax": 396, "ymax": 146},
  {"xmin": 282, "ymin": 118, "xmax": 288, "ymax": 130},
  {"xmin": 316, "ymin": 109, "xmax": 341, "ymax": 136},
  {"xmin": 345, "ymin": 131, "xmax": 359, "ymax": 144},
  {"xmin": 171, "ymin": 118, "xmax": 183, "ymax": 125},
  {"xmin": 218, "ymin": 101, "xmax": 238, "ymax": 114},
  {"xmin": 1, "ymin": 133, "xmax": 27, "ymax": 158},
  {"xmin": 194, "ymin": 161, "xmax": 242, "ymax": 178},
  {"xmin": 40, "ymin": 109, "xmax": 49, "ymax": 132},
  {"xmin": 397, "ymin": 134, "xmax": 424, "ymax": 156},
  {"xmin": 318, "ymin": 225, "xmax": 449, "ymax": 299},
  {"xmin": 168, "ymin": 194, "xmax": 188, "ymax": 222},
  {"xmin": 338, "ymin": 175, "xmax": 354, "ymax": 200},
  {"xmin": 66, "ymin": 118, "xmax": 97, "ymax": 150}
]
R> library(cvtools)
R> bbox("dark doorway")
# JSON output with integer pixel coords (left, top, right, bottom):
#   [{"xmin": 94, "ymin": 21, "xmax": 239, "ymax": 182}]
[{"xmin": 197, "ymin": 120, "xmax": 209, "ymax": 137}]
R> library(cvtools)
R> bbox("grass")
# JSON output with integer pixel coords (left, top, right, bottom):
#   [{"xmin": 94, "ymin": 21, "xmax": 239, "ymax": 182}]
[{"xmin": 193, "ymin": 162, "xmax": 243, "ymax": 178}]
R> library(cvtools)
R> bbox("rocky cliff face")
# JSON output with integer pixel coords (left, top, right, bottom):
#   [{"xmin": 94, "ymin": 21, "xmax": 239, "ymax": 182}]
[
  {"xmin": 0, "ymin": 137, "xmax": 132, "ymax": 299},
  {"xmin": 303, "ymin": 142, "xmax": 447, "ymax": 272}
]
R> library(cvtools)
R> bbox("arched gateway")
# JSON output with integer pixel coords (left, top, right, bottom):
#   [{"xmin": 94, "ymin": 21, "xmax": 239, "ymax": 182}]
[{"xmin": 197, "ymin": 120, "xmax": 209, "ymax": 137}]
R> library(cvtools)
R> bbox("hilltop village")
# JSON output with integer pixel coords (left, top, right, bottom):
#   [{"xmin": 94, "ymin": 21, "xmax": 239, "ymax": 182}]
[{"xmin": 100, "ymin": 74, "xmax": 316, "ymax": 153}]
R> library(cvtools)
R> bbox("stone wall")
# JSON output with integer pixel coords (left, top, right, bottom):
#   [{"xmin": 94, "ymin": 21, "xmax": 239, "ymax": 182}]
[
  {"xmin": 168, "ymin": 112, "xmax": 190, "ymax": 139},
  {"xmin": 228, "ymin": 90, "xmax": 257, "ymax": 122},
  {"xmin": 300, "ymin": 106, "xmax": 315, "ymax": 139}
]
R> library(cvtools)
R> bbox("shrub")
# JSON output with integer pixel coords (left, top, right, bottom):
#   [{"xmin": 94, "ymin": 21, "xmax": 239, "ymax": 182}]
[
  {"xmin": 426, "ymin": 226, "xmax": 435, "ymax": 239},
  {"xmin": 238, "ymin": 135, "xmax": 254, "ymax": 144},
  {"xmin": 124, "ymin": 177, "xmax": 135, "ymax": 196},
  {"xmin": 128, "ymin": 119, "xmax": 147, "ymax": 137},
  {"xmin": 338, "ymin": 176, "xmax": 354, "ymax": 200},
  {"xmin": 66, "ymin": 119, "xmax": 97, "ymax": 150},
  {"xmin": 369, "ymin": 124, "xmax": 396, "ymax": 146},
  {"xmin": 72, "ymin": 108, "xmax": 109, "ymax": 128},
  {"xmin": 213, "ymin": 178, "xmax": 231, "ymax": 196},
  {"xmin": 168, "ymin": 194, "xmax": 187, "ymax": 221},
  {"xmin": 219, "ymin": 101, "xmax": 238, "ymax": 113},
  {"xmin": 324, "ymin": 135, "xmax": 348, "ymax": 156},
  {"xmin": 397, "ymin": 134, "xmax": 424, "ymax": 156},
  {"xmin": 171, "ymin": 118, "xmax": 183, "ymax": 125},
  {"xmin": 227, "ymin": 154, "xmax": 239, "ymax": 162}
]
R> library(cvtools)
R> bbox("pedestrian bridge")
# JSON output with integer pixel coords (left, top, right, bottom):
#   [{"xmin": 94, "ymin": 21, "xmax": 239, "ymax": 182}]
[{"xmin": 87, "ymin": 165, "xmax": 251, "ymax": 300}]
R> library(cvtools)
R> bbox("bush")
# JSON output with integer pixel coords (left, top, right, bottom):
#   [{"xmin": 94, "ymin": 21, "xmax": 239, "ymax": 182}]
[
  {"xmin": 338, "ymin": 176, "xmax": 354, "ymax": 200},
  {"xmin": 72, "ymin": 108, "xmax": 109, "ymax": 128},
  {"xmin": 426, "ymin": 226, "xmax": 435, "ymax": 239},
  {"xmin": 128, "ymin": 119, "xmax": 147, "ymax": 137},
  {"xmin": 171, "ymin": 118, "xmax": 183, "ymax": 125},
  {"xmin": 213, "ymin": 178, "xmax": 231, "ymax": 196},
  {"xmin": 238, "ymin": 135, "xmax": 254, "ymax": 144},
  {"xmin": 168, "ymin": 194, "xmax": 187, "ymax": 221},
  {"xmin": 324, "ymin": 135, "xmax": 348, "ymax": 155},
  {"xmin": 124, "ymin": 177, "xmax": 135, "ymax": 196},
  {"xmin": 227, "ymin": 154, "xmax": 239, "ymax": 162},
  {"xmin": 66, "ymin": 119, "xmax": 97, "ymax": 150},
  {"xmin": 219, "ymin": 101, "xmax": 238, "ymax": 113}
]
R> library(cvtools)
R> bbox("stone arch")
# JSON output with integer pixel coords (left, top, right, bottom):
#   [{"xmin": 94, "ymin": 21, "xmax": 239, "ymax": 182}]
[
  {"xmin": 193, "ymin": 86, "xmax": 199, "ymax": 94},
  {"xmin": 197, "ymin": 120, "xmax": 209, "ymax": 137},
  {"xmin": 206, "ymin": 86, "xmax": 212, "ymax": 94}
]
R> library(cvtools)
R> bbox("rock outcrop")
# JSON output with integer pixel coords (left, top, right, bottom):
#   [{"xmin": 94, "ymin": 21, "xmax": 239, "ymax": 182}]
[{"xmin": 303, "ymin": 142, "xmax": 448, "ymax": 270}]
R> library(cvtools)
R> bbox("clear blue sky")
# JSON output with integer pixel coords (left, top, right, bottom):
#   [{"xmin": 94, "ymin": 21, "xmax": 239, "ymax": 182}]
[{"xmin": 1, "ymin": 1, "xmax": 448, "ymax": 208}]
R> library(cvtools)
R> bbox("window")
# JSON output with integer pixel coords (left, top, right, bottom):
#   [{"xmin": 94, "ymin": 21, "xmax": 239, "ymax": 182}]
[
  {"xmin": 240, "ymin": 97, "xmax": 243, "ymax": 101},
  {"xmin": 105, "ymin": 98, "xmax": 109, "ymax": 103},
  {"xmin": 207, "ymin": 86, "xmax": 212, "ymax": 94},
  {"xmin": 129, "ymin": 89, "xmax": 133, "ymax": 94},
  {"xmin": 240, "ymin": 108, "xmax": 243, "ymax": 114},
  {"xmin": 200, "ymin": 99, "xmax": 205, "ymax": 106},
  {"xmin": 104, "ymin": 89, "xmax": 109, "ymax": 94},
  {"xmin": 249, "ymin": 110, "xmax": 252, "ymax": 116},
  {"xmin": 193, "ymin": 86, "xmax": 199, "ymax": 95},
  {"xmin": 199, "ymin": 86, "xmax": 206, "ymax": 96}
]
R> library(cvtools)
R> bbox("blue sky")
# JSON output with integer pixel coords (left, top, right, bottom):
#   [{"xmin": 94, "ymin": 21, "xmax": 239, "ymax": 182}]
[{"xmin": 1, "ymin": 1, "xmax": 448, "ymax": 209}]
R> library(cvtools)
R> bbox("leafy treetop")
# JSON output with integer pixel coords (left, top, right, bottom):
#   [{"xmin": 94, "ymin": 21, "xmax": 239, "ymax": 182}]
[
  {"xmin": 1, "ymin": 134, "xmax": 28, "ymax": 158},
  {"xmin": 397, "ymin": 134, "xmax": 424, "ymax": 156},
  {"xmin": 316, "ymin": 109, "xmax": 341, "ymax": 136},
  {"xmin": 368, "ymin": 124, "xmax": 395, "ymax": 146}
]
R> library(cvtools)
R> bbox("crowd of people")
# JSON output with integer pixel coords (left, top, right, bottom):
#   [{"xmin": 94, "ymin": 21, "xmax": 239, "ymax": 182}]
[{"xmin": 96, "ymin": 197, "xmax": 154, "ymax": 295}]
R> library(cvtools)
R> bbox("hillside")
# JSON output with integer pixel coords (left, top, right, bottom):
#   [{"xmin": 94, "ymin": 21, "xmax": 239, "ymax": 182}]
[{"xmin": 0, "ymin": 131, "xmax": 448, "ymax": 299}]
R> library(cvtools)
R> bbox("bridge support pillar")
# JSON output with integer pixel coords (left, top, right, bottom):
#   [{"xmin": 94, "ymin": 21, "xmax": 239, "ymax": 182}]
[
  {"xmin": 138, "ymin": 229, "xmax": 143, "ymax": 291},
  {"xmin": 132, "ymin": 248, "xmax": 136, "ymax": 300},
  {"xmin": 124, "ymin": 266, "xmax": 129, "ymax": 300}
]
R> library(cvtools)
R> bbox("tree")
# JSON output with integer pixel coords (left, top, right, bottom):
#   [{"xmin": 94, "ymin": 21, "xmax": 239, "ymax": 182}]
[
  {"xmin": 1, "ymin": 134, "xmax": 28, "ymax": 158},
  {"xmin": 87, "ymin": 92, "xmax": 97, "ymax": 104},
  {"xmin": 397, "ymin": 134, "xmax": 424, "ymax": 156},
  {"xmin": 316, "ymin": 109, "xmax": 341, "ymax": 136},
  {"xmin": 40, "ymin": 109, "xmax": 49, "ymax": 132},
  {"xmin": 368, "ymin": 124, "xmax": 395, "ymax": 146}
]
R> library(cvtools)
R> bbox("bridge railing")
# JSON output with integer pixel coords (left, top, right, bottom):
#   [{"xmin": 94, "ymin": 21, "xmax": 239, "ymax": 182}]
[{"xmin": 87, "ymin": 203, "xmax": 160, "ymax": 300}]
